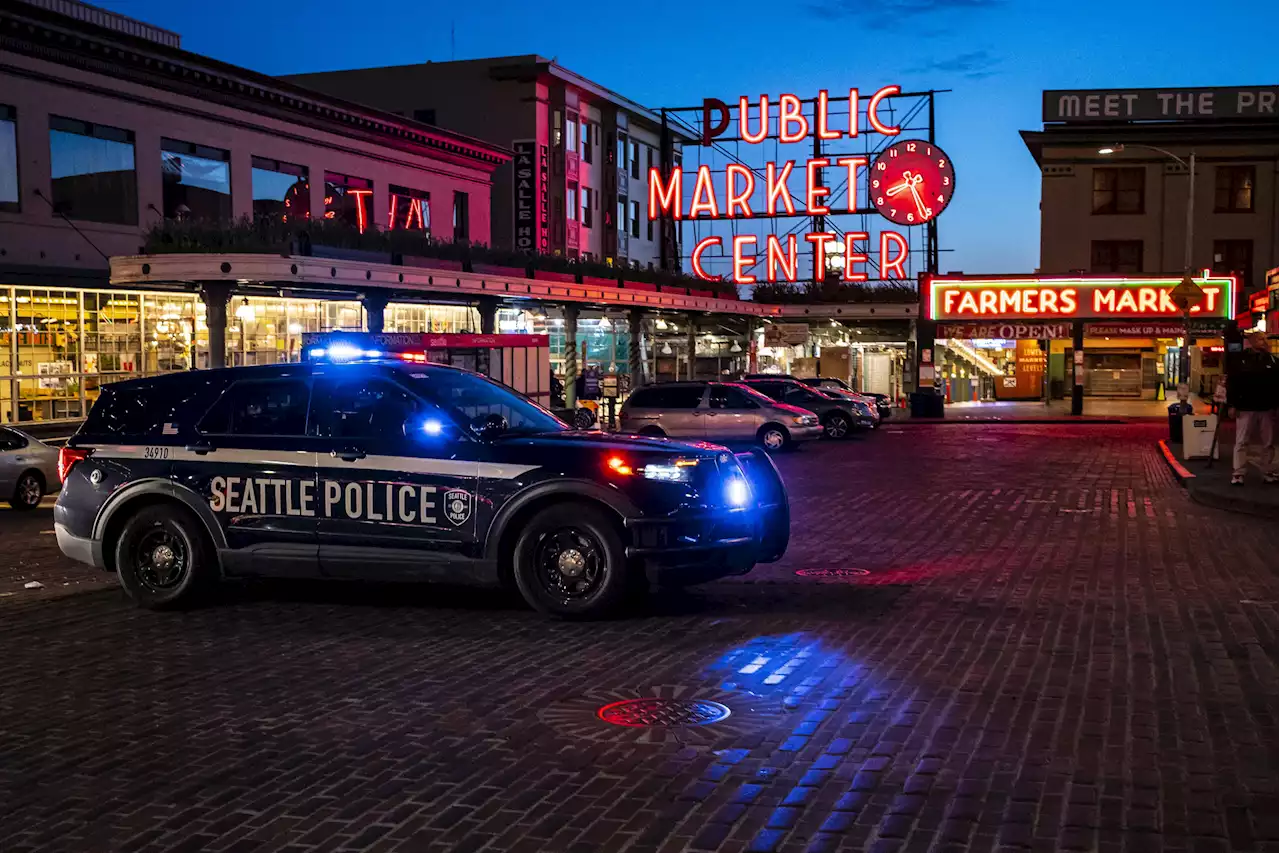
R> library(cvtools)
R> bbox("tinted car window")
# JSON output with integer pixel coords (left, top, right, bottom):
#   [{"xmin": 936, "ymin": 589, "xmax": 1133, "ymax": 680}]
[
  {"xmin": 627, "ymin": 386, "xmax": 705, "ymax": 409},
  {"xmin": 199, "ymin": 379, "xmax": 310, "ymax": 436},
  {"xmin": 82, "ymin": 376, "xmax": 229, "ymax": 439},
  {"xmin": 312, "ymin": 378, "xmax": 421, "ymax": 441},
  {"xmin": 709, "ymin": 386, "xmax": 758, "ymax": 409},
  {"xmin": 0, "ymin": 428, "xmax": 27, "ymax": 450},
  {"xmin": 748, "ymin": 381, "xmax": 787, "ymax": 400},
  {"xmin": 784, "ymin": 386, "xmax": 827, "ymax": 405},
  {"xmin": 403, "ymin": 369, "xmax": 565, "ymax": 435}
]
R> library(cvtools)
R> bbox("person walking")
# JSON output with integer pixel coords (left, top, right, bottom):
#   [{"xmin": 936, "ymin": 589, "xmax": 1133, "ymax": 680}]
[{"xmin": 1227, "ymin": 331, "xmax": 1278, "ymax": 485}]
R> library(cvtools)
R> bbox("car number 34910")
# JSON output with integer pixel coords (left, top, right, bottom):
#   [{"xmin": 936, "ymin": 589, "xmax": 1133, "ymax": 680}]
[{"xmin": 142, "ymin": 446, "xmax": 171, "ymax": 460}]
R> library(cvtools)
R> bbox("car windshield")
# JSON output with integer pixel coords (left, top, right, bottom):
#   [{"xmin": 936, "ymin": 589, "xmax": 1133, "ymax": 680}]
[{"xmin": 403, "ymin": 368, "xmax": 568, "ymax": 436}]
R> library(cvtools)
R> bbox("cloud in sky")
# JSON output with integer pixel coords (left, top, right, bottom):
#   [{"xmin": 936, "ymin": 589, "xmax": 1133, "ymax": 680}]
[
  {"xmin": 802, "ymin": 0, "xmax": 1005, "ymax": 27},
  {"xmin": 916, "ymin": 49, "xmax": 1002, "ymax": 80}
]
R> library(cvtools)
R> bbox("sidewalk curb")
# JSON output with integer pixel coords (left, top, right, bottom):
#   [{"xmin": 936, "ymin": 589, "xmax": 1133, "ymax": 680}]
[
  {"xmin": 1157, "ymin": 440, "xmax": 1196, "ymax": 483},
  {"xmin": 895, "ymin": 418, "xmax": 1129, "ymax": 425}
]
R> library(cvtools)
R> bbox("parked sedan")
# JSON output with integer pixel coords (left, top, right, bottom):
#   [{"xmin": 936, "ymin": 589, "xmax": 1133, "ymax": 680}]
[
  {"xmin": 0, "ymin": 427, "xmax": 60, "ymax": 510},
  {"xmin": 740, "ymin": 378, "xmax": 874, "ymax": 439},
  {"xmin": 801, "ymin": 377, "xmax": 893, "ymax": 421},
  {"xmin": 619, "ymin": 381, "xmax": 822, "ymax": 450}
]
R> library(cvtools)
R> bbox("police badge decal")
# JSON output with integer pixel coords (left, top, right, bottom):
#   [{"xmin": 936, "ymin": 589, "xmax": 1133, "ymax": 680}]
[{"xmin": 444, "ymin": 489, "xmax": 472, "ymax": 526}]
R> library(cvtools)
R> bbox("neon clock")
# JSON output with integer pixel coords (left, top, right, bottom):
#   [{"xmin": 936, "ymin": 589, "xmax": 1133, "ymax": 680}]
[{"xmin": 871, "ymin": 139, "xmax": 955, "ymax": 226}]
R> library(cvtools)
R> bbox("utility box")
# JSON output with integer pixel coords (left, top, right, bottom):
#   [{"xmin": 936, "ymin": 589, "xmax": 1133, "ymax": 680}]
[{"xmin": 1181, "ymin": 413, "xmax": 1219, "ymax": 460}]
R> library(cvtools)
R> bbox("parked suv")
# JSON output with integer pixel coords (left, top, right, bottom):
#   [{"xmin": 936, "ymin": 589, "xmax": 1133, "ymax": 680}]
[
  {"xmin": 740, "ymin": 378, "xmax": 874, "ymax": 439},
  {"xmin": 619, "ymin": 381, "xmax": 822, "ymax": 450}
]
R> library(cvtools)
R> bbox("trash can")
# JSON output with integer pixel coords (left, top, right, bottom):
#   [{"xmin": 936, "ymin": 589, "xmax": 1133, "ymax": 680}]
[
  {"xmin": 1167, "ymin": 402, "xmax": 1193, "ymax": 443},
  {"xmin": 910, "ymin": 391, "xmax": 945, "ymax": 419}
]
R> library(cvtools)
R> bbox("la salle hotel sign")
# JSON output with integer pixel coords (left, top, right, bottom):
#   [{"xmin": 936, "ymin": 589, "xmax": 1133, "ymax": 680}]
[
  {"xmin": 648, "ymin": 86, "xmax": 956, "ymax": 284},
  {"xmin": 927, "ymin": 274, "xmax": 1236, "ymax": 321}
]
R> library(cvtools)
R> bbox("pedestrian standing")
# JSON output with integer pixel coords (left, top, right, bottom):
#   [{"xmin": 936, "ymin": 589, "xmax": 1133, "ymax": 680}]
[{"xmin": 1226, "ymin": 331, "xmax": 1278, "ymax": 486}]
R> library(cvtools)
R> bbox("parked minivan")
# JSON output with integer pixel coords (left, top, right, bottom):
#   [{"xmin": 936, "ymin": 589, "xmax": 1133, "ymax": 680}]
[{"xmin": 619, "ymin": 382, "xmax": 822, "ymax": 450}]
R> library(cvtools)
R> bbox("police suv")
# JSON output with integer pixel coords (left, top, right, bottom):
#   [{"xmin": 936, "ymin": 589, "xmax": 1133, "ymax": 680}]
[{"xmin": 54, "ymin": 352, "xmax": 789, "ymax": 618}]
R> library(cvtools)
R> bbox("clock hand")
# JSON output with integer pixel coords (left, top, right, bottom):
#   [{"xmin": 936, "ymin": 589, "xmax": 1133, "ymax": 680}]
[
  {"xmin": 885, "ymin": 171, "xmax": 915, "ymax": 197},
  {"xmin": 907, "ymin": 181, "xmax": 928, "ymax": 218}
]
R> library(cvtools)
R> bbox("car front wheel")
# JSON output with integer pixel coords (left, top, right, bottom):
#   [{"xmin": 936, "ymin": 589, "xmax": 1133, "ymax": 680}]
[
  {"xmin": 10, "ymin": 471, "xmax": 44, "ymax": 510},
  {"xmin": 512, "ymin": 503, "xmax": 631, "ymax": 619},
  {"xmin": 758, "ymin": 424, "xmax": 790, "ymax": 451},
  {"xmin": 114, "ymin": 505, "xmax": 218, "ymax": 609},
  {"xmin": 823, "ymin": 413, "xmax": 852, "ymax": 439}
]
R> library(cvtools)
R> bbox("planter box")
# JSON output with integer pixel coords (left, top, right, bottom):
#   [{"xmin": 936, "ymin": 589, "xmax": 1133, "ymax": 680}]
[
  {"xmin": 532, "ymin": 270, "xmax": 577, "ymax": 283},
  {"xmin": 310, "ymin": 245, "xmax": 393, "ymax": 265},
  {"xmin": 396, "ymin": 254, "xmax": 464, "ymax": 271},
  {"xmin": 660, "ymin": 285, "xmax": 692, "ymax": 296},
  {"xmin": 582, "ymin": 275, "xmax": 620, "ymax": 288},
  {"xmin": 689, "ymin": 288, "xmax": 714, "ymax": 298},
  {"xmin": 622, "ymin": 280, "xmax": 658, "ymax": 292},
  {"xmin": 472, "ymin": 263, "xmax": 526, "ymax": 279}
]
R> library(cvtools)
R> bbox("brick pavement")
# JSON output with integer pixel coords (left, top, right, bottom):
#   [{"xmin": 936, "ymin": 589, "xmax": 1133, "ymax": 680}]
[{"xmin": 0, "ymin": 423, "xmax": 1275, "ymax": 853}]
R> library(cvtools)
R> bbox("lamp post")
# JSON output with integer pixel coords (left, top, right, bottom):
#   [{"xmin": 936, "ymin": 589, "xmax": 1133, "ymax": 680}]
[{"xmin": 1099, "ymin": 144, "xmax": 1203, "ymax": 387}]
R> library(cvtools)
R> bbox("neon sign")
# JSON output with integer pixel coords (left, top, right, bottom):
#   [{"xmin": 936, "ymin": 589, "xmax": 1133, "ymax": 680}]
[
  {"xmin": 653, "ymin": 85, "xmax": 944, "ymax": 284},
  {"xmin": 927, "ymin": 274, "xmax": 1236, "ymax": 321}
]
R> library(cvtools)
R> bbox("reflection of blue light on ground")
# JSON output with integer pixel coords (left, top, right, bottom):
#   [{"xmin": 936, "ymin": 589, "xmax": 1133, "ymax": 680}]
[
  {"xmin": 738, "ymin": 656, "xmax": 770, "ymax": 674},
  {"xmin": 708, "ymin": 633, "xmax": 851, "ymax": 698}
]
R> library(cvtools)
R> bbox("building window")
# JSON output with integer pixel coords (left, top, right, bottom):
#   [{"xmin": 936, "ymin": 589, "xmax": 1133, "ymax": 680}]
[
  {"xmin": 581, "ymin": 122, "xmax": 593, "ymax": 164},
  {"xmin": 1214, "ymin": 166, "xmax": 1255, "ymax": 213},
  {"xmin": 630, "ymin": 200, "xmax": 640, "ymax": 238},
  {"xmin": 1091, "ymin": 167, "xmax": 1144, "ymax": 215},
  {"xmin": 616, "ymin": 133, "xmax": 627, "ymax": 170},
  {"xmin": 1213, "ymin": 240, "xmax": 1254, "ymax": 293},
  {"xmin": 566, "ymin": 114, "xmax": 579, "ymax": 153},
  {"xmin": 252, "ymin": 157, "xmax": 309, "ymax": 222},
  {"xmin": 581, "ymin": 187, "xmax": 592, "ymax": 228},
  {"xmin": 630, "ymin": 141, "xmax": 641, "ymax": 180},
  {"xmin": 553, "ymin": 110, "xmax": 563, "ymax": 148},
  {"xmin": 160, "ymin": 138, "xmax": 231, "ymax": 222},
  {"xmin": 386, "ymin": 184, "xmax": 429, "ymax": 233},
  {"xmin": 412, "ymin": 108, "xmax": 436, "ymax": 125},
  {"xmin": 48, "ymin": 116, "xmax": 137, "ymax": 225},
  {"xmin": 453, "ymin": 191, "xmax": 469, "ymax": 241},
  {"xmin": 324, "ymin": 171, "xmax": 373, "ymax": 232},
  {"xmin": 618, "ymin": 199, "xmax": 627, "ymax": 234},
  {"xmin": 566, "ymin": 183, "xmax": 579, "ymax": 221},
  {"xmin": 647, "ymin": 213, "xmax": 654, "ymax": 242},
  {"xmin": 1090, "ymin": 240, "xmax": 1143, "ymax": 273},
  {"xmin": 1, "ymin": 105, "xmax": 18, "ymax": 212}
]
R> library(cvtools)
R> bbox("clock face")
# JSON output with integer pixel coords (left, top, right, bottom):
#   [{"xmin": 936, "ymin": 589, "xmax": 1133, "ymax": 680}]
[{"xmin": 870, "ymin": 139, "xmax": 955, "ymax": 226}]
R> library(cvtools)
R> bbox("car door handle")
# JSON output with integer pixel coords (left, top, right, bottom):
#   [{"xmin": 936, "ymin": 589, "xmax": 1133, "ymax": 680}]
[
  {"xmin": 332, "ymin": 448, "xmax": 366, "ymax": 462},
  {"xmin": 185, "ymin": 443, "xmax": 214, "ymax": 456}
]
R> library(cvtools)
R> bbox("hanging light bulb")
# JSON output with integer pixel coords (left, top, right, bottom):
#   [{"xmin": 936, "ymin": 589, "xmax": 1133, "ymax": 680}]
[
  {"xmin": 234, "ymin": 298, "xmax": 254, "ymax": 321},
  {"xmin": 656, "ymin": 318, "xmax": 668, "ymax": 330},
  {"xmin": 661, "ymin": 342, "xmax": 673, "ymax": 355},
  {"xmin": 730, "ymin": 340, "xmax": 742, "ymax": 353}
]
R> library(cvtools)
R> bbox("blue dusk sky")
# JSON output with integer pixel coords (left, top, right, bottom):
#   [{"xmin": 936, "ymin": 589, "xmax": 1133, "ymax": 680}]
[{"xmin": 99, "ymin": 0, "xmax": 1278, "ymax": 274}]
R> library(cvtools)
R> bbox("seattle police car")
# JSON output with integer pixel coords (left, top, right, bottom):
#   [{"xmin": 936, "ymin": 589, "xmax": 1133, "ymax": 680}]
[{"xmin": 54, "ymin": 349, "xmax": 789, "ymax": 618}]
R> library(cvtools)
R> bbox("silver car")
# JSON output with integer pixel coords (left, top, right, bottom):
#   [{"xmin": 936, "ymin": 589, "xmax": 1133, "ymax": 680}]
[
  {"xmin": 619, "ymin": 381, "xmax": 823, "ymax": 450},
  {"xmin": 0, "ymin": 427, "xmax": 61, "ymax": 510}
]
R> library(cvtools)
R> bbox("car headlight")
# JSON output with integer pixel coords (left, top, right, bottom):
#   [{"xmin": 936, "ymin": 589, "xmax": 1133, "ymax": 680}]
[
  {"xmin": 792, "ymin": 415, "xmax": 817, "ymax": 426},
  {"xmin": 642, "ymin": 458, "xmax": 698, "ymax": 482}
]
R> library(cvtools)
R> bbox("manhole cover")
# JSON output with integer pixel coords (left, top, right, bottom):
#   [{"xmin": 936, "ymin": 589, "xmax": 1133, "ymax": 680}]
[
  {"xmin": 598, "ymin": 698, "xmax": 732, "ymax": 728},
  {"xmin": 795, "ymin": 568, "xmax": 870, "ymax": 579}
]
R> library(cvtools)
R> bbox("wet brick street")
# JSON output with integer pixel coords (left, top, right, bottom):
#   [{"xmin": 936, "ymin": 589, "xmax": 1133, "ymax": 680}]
[{"xmin": 1, "ymin": 423, "xmax": 1276, "ymax": 853}]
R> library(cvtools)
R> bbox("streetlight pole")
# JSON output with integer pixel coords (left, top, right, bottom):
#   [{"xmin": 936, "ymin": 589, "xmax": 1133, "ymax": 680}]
[{"xmin": 1099, "ymin": 144, "xmax": 1201, "ymax": 388}]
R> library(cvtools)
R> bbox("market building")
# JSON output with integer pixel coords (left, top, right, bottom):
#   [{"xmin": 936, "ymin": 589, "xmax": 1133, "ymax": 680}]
[{"xmin": 284, "ymin": 56, "xmax": 687, "ymax": 271}]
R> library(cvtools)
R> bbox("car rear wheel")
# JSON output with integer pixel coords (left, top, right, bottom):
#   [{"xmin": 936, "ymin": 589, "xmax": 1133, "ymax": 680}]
[
  {"xmin": 114, "ymin": 505, "xmax": 218, "ymax": 610},
  {"xmin": 758, "ymin": 424, "xmax": 790, "ymax": 451},
  {"xmin": 9, "ymin": 471, "xmax": 44, "ymax": 510},
  {"xmin": 638, "ymin": 426, "xmax": 666, "ymax": 438},
  {"xmin": 512, "ymin": 503, "xmax": 631, "ymax": 619},
  {"xmin": 823, "ymin": 412, "xmax": 852, "ymax": 439}
]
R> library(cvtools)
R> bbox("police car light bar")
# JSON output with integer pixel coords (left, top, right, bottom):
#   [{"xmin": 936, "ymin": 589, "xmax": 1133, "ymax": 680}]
[{"xmin": 309, "ymin": 343, "xmax": 384, "ymax": 362}]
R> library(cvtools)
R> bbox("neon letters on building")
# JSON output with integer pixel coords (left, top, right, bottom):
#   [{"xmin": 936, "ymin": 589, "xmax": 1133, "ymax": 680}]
[
  {"xmin": 927, "ymin": 274, "xmax": 1236, "ymax": 321},
  {"xmin": 650, "ymin": 86, "xmax": 938, "ymax": 284}
]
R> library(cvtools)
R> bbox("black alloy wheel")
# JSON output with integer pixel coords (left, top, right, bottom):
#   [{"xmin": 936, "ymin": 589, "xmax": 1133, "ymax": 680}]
[
  {"xmin": 512, "ymin": 503, "xmax": 631, "ymax": 618},
  {"xmin": 114, "ymin": 505, "xmax": 217, "ymax": 609},
  {"xmin": 132, "ymin": 527, "xmax": 190, "ymax": 592},
  {"xmin": 11, "ymin": 472, "xmax": 43, "ymax": 510},
  {"xmin": 534, "ymin": 526, "xmax": 606, "ymax": 601},
  {"xmin": 824, "ymin": 412, "xmax": 852, "ymax": 439}
]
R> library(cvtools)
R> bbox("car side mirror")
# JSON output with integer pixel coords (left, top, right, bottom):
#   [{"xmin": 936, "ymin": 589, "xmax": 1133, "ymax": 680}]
[{"xmin": 469, "ymin": 413, "xmax": 509, "ymax": 441}]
